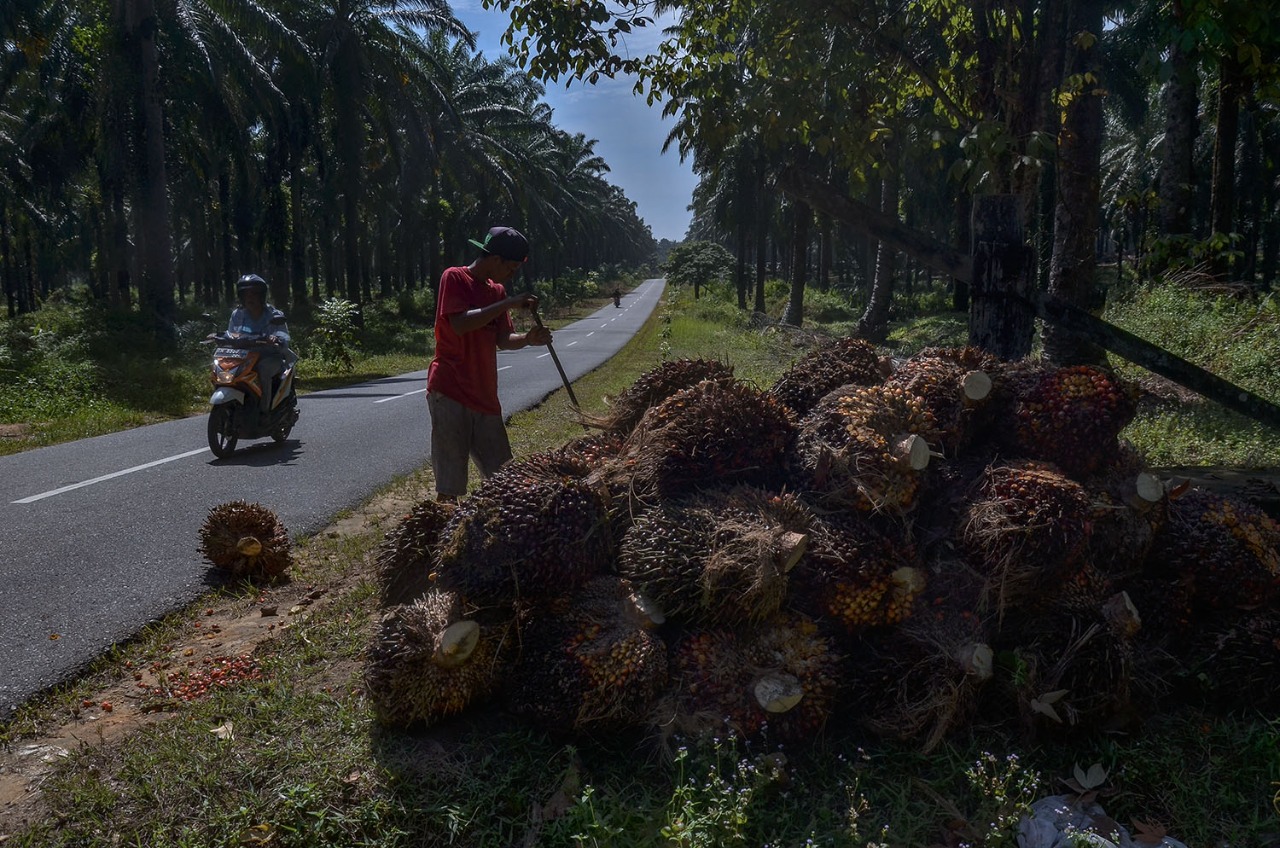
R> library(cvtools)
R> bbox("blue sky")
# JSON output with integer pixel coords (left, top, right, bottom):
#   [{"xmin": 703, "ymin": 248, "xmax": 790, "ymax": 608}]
[{"xmin": 447, "ymin": 1, "xmax": 697, "ymax": 242}]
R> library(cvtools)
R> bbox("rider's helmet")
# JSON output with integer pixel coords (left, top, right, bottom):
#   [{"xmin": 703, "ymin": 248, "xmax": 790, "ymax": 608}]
[{"xmin": 236, "ymin": 274, "xmax": 268, "ymax": 299}]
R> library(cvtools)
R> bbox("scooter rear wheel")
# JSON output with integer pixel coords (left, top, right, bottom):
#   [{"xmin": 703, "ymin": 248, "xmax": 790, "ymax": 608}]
[{"xmin": 208, "ymin": 405, "xmax": 239, "ymax": 458}]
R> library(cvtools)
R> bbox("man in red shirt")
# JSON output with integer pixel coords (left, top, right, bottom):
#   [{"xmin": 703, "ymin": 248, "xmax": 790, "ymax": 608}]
[{"xmin": 427, "ymin": 226, "xmax": 551, "ymax": 500}]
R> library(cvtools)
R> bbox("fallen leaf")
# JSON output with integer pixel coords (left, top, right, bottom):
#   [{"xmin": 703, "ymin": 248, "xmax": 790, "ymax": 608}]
[
  {"xmin": 1132, "ymin": 818, "xmax": 1168, "ymax": 845},
  {"xmin": 211, "ymin": 721, "xmax": 234, "ymax": 740},
  {"xmin": 1074, "ymin": 762, "xmax": 1108, "ymax": 790},
  {"xmin": 237, "ymin": 823, "xmax": 275, "ymax": 845}
]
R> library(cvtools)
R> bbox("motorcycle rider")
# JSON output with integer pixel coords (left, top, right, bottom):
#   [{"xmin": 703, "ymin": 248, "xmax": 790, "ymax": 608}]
[{"xmin": 227, "ymin": 274, "xmax": 295, "ymax": 421}]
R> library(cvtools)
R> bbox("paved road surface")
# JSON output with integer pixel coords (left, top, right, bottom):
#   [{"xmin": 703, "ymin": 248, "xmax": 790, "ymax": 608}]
[{"xmin": 0, "ymin": 279, "xmax": 665, "ymax": 718}]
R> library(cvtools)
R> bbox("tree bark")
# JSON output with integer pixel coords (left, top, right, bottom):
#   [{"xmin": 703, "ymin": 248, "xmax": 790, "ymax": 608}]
[
  {"xmin": 857, "ymin": 166, "xmax": 900, "ymax": 342},
  {"xmin": 969, "ymin": 195, "xmax": 1035, "ymax": 359},
  {"xmin": 125, "ymin": 0, "xmax": 175, "ymax": 334},
  {"xmin": 781, "ymin": 201, "xmax": 810, "ymax": 326},
  {"xmin": 1210, "ymin": 56, "xmax": 1245, "ymax": 274},
  {"xmin": 1042, "ymin": 0, "xmax": 1107, "ymax": 366},
  {"xmin": 1157, "ymin": 30, "xmax": 1197, "ymax": 238}
]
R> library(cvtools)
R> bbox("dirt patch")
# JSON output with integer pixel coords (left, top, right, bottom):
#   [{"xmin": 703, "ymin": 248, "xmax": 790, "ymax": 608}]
[
  {"xmin": 0, "ymin": 423, "xmax": 34, "ymax": 440},
  {"xmin": 0, "ymin": 487, "xmax": 416, "ymax": 836}
]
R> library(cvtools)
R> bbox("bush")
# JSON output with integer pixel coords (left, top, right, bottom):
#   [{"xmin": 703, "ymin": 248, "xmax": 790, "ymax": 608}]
[{"xmin": 309, "ymin": 298, "xmax": 360, "ymax": 373}]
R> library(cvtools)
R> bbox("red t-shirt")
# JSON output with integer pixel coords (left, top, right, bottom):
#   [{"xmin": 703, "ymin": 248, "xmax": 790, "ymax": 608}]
[{"xmin": 427, "ymin": 266, "xmax": 514, "ymax": 415}]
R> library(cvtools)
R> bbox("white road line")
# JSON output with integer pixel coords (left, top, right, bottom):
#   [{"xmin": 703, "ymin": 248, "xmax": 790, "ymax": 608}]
[
  {"xmin": 374, "ymin": 387, "xmax": 426, "ymax": 403},
  {"xmin": 14, "ymin": 448, "xmax": 209, "ymax": 504},
  {"xmin": 498, "ymin": 365, "xmax": 513, "ymax": 371},
  {"xmin": 567, "ymin": 341, "xmax": 578, "ymax": 346},
  {"xmin": 538, "ymin": 352, "xmax": 551, "ymax": 359},
  {"xmin": 586, "ymin": 332, "xmax": 595, "ymax": 337}
]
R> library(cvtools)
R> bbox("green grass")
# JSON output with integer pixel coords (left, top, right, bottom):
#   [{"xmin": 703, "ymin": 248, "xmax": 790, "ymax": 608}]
[
  {"xmin": 1105, "ymin": 282, "xmax": 1280, "ymax": 467},
  {"xmin": 4, "ymin": 278, "xmax": 1280, "ymax": 846}
]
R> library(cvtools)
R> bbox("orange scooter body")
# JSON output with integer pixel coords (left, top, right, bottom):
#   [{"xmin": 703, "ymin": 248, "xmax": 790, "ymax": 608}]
[{"xmin": 206, "ymin": 333, "xmax": 299, "ymax": 458}]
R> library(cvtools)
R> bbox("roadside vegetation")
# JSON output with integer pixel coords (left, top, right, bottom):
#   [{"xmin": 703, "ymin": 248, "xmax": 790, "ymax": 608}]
[
  {"xmin": 2, "ymin": 274, "xmax": 1279, "ymax": 846},
  {"xmin": 0, "ymin": 267, "xmax": 644, "ymax": 458}
]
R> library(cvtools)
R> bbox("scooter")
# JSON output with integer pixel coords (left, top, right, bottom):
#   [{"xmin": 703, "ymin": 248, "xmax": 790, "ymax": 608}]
[{"xmin": 205, "ymin": 332, "xmax": 299, "ymax": 458}]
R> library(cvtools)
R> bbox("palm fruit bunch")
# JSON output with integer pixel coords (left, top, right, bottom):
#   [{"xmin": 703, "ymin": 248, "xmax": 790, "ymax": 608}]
[
  {"xmin": 1083, "ymin": 457, "xmax": 1168, "ymax": 577},
  {"xmin": 617, "ymin": 488, "xmax": 809, "ymax": 627},
  {"xmin": 554, "ymin": 430, "xmax": 626, "ymax": 468},
  {"xmin": 375, "ymin": 499, "xmax": 456, "ymax": 608},
  {"xmin": 845, "ymin": 569, "xmax": 993, "ymax": 752},
  {"xmin": 1007, "ymin": 364, "xmax": 1139, "ymax": 477},
  {"xmin": 742, "ymin": 613, "xmax": 844, "ymax": 744},
  {"xmin": 364, "ymin": 590, "xmax": 509, "ymax": 728},
  {"xmin": 589, "ymin": 357, "xmax": 736, "ymax": 436},
  {"xmin": 1182, "ymin": 606, "xmax": 1280, "ymax": 712},
  {"xmin": 959, "ymin": 460, "xmax": 1094, "ymax": 614},
  {"xmin": 795, "ymin": 384, "xmax": 937, "ymax": 513},
  {"xmin": 433, "ymin": 452, "xmax": 612, "ymax": 606},
  {"xmin": 1001, "ymin": 591, "xmax": 1150, "ymax": 736},
  {"xmin": 787, "ymin": 509, "xmax": 926, "ymax": 637},
  {"xmin": 198, "ymin": 500, "xmax": 291, "ymax": 580},
  {"xmin": 505, "ymin": 576, "xmax": 669, "ymax": 733},
  {"xmin": 768, "ymin": 336, "xmax": 885, "ymax": 417},
  {"xmin": 1138, "ymin": 487, "xmax": 1280, "ymax": 618},
  {"xmin": 882, "ymin": 346, "xmax": 998, "ymax": 458},
  {"xmin": 660, "ymin": 613, "xmax": 842, "ymax": 745},
  {"xmin": 615, "ymin": 378, "xmax": 796, "ymax": 499}
]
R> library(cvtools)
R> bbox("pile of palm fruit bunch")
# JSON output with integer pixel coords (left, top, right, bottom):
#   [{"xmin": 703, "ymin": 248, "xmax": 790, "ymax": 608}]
[
  {"xmin": 360, "ymin": 342, "xmax": 1280, "ymax": 753},
  {"xmin": 198, "ymin": 500, "xmax": 292, "ymax": 580}
]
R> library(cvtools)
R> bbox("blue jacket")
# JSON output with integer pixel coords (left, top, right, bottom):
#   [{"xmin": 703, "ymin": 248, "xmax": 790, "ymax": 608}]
[{"xmin": 228, "ymin": 306, "xmax": 290, "ymax": 346}]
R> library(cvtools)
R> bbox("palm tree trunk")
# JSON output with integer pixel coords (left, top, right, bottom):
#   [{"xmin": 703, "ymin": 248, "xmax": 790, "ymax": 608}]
[
  {"xmin": 289, "ymin": 146, "xmax": 308, "ymax": 307},
  {"xmin": 857, "ymin": 166, "xmax": 900, "ymax": 342},
  {"xmin": 1042, "ymin": 0, "xmax": 1107, "ymax": 366},
  {"xmin": 781, "ymin": 201, "xmax": 811, "ymax": 326},
  {"xmin": 1210, "ymin": 57, "xmax": 1246, "ymax": 275},
  {"xmin": 754, "ymin": 188, "xmax": 768, "ymax": 314},
  {"xmin": 123, "ymin": 0, "xmax": 175, "ymax": 333},
  {"xmin": 1158, "ymin": 31, "xmax": 1197, "ymax": 238}
]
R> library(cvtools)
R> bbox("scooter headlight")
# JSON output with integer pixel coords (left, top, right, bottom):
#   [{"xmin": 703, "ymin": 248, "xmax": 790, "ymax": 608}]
[{"xmin": 214, "ymin": 371, "xmax": 237, "ymax": 384}]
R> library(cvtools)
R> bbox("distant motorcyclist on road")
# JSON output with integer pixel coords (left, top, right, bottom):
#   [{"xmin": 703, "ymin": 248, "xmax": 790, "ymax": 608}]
[{"xmin": 228, "ymin": 274, "xmax": 295, "ymax": 420}]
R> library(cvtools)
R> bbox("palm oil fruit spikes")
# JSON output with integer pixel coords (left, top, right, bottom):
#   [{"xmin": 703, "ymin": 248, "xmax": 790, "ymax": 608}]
[
  {"xmin": 375, "ymin": 499, "xmax": 456, "ymax": 608},
  {"xmin": 433, "ymin": 455, "xmax": 612, "ymax": 605},
  {"xmin": 363, "ymin": 590, "xmax": 506, "ymax": 728},
  {"xmin": 1011, "ymin": 364, "xmax": 1139, "ymax": 477},
  {"xmin": 788, "ymin": 511, "xmax": 925, "ymax": 634},
  {"xmin": 617, "ymin": 489, "xmax": 807, "ymax": 627},
  {"xmin": 796, "ymin": 384, "xmax": 937, "ymax": 513},
  {"xmin": 768, "ymin": 336, "xmax": 884, "ymax": 417},
  {"xmin": 505, "ymin": 576, "xmax": 669, "ymax": 733},
  {"xmin": 198, "ymin": 500, "xmax": 291, "ymax": 580},
  {"xmin": 662, "ymin": 614, "xmax": 841, "ymax": 745},
  {"xmin": 590, "ymin": 357, "xmax": 735, "ymax": 436},
  {"xmin": 960, "ymin": 460, "xmax": 1093, "ymax": 611},
  {"xmin": 619, "ymin": 378, "xmax": 796, "ymax": 498},
  {"xmin": 1144, "ymin": 488, "xmax": 1280, "ymax": 615},
  {"xmin": 883, "ymin": 347, "xmax": 996, "ymax": 458}
]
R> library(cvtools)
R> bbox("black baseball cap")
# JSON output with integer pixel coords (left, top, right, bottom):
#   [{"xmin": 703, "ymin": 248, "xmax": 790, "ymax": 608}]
[{"xmin": 468, "ymin": 226, "xmax": 530, "ymax": 262}]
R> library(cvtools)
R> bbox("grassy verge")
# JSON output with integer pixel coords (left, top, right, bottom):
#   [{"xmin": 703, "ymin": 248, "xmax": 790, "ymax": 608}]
[
  {"xmin": 0, "ymin": 286, "xmax": 635, "ymax": 458},
  {"xmin": 3, "ymin": 282, "xmax": 1280, "ymax": 847}
]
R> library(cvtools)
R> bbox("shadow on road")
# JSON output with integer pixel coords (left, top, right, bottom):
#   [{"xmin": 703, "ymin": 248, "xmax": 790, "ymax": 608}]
[{"xmin": 206, "ymin": 441, "xmax": 305, "ymax": 467}]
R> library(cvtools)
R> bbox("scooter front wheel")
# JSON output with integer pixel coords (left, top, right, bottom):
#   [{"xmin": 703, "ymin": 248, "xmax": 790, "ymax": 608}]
[{"xmin": 208, "ymin": 405, "xmax": 239, "ymax": 458}]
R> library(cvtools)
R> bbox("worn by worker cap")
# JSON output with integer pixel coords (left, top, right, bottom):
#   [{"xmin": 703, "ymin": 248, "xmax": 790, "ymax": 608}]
[{"xmin": 468, "ymin": 226, "xmax": 530, "ymax": 262}]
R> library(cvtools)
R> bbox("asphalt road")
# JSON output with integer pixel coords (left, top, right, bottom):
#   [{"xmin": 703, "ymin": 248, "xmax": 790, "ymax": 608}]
[{"xmin": 0, "ymin": 278, "xmax": 665, "ymax": 718}]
